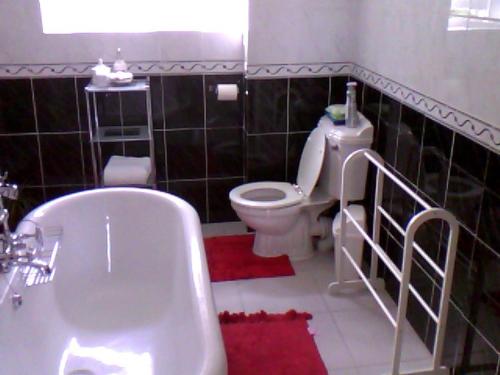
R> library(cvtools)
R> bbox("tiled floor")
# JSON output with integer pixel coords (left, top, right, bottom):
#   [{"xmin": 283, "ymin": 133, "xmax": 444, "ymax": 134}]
[{"xmin": 203, "ymin": 222, "xmax": 434, "ymax": 375}]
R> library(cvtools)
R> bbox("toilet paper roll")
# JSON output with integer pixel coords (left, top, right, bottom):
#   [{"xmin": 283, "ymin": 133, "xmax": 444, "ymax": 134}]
[{"xmin": 216, "ymin": 84, "xmax": 238, "ymax": 101}]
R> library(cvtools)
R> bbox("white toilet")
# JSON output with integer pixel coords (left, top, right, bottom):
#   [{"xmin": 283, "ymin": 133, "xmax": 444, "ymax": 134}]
[{"xmin": 230, "ymin": 115, "xmax": 374, "ymax": 260}]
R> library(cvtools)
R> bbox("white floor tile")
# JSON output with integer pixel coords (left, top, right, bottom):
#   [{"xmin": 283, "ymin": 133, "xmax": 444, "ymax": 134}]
[
  {"xmin": 309, "ymin": 312, "xmax": 357, "ymax": 370},
  {"xmin": 332, "ymin": 308, "xmax": 432, "ymax": 367},
  {"xmin": 239, "ymin": 273, "xmax": 328, "ymax": 313},
  {"xmin": 211, "ymin": 280, "xmax": 244, "ymax": 313}
]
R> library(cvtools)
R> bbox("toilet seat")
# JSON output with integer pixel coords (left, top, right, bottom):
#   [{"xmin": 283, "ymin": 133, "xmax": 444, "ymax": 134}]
[{"xmin": 229, "ymin": 181, "xmax": 303, "ymax": 209}]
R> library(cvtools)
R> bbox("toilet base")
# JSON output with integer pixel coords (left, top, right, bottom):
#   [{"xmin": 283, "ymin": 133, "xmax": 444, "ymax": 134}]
[{"xmin": 252, "ymin": 216, "xmax": 314, "ymax": 261}]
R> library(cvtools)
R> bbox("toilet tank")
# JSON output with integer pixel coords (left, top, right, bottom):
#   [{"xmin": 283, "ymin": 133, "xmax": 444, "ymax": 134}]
[{"xmin": 317, "ymin": 114, "xmax": 374, "ymax": 201}]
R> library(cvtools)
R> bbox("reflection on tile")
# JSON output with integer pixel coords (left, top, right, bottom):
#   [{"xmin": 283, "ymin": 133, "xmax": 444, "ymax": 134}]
[
  {"xmin": 168, "ymin": 179, "xmax": 207, "ymax": 223},
  {"xmin": 205, "ymin": 75, "xmax": 243, "ymax": 128},
  {"xmin": 39, "ymin": 134, "xmax": 84, "ymax": 185},
  {"xmin": 207, "ymin": 178, "xmax": 242, "ymax": 223},
  {"xmin": 289, "ymin": 77, "xmax": 329, "ymax": 132},
  {"xmin": 166, "ymin": 129, "xmax": 205, "ymax": 180},
  {"xmin": 477, "ymin": 189, "xmax": 500, "ymax": 253},
  {"xmin": 207, "ymin": 128, "xmax": 243, "ymax": 178},
  {"xmin": 418, "ymin": 118, "xmax": 453, "ymax": 206},
  {"xmin": 452, "ymin": 133, "xmax": 488, "ymax": 182},
  {"xmin": 246, "ymin": 79, "xmax": 287, "ymax": 134},
  {"xmin": 445, "ymin": 166, "xmax": 484, "ymax": 231},
  {"xmin": 0, "ymin": 135, "xmax": 42, "ymax": 185},
  {"xmin": 360, "ymin": 84, "xmax": 381, "ymax": 127},
  {"xmin": 246, "ymin": 134, "xmax": 286, "ymax": 182},
  {"xmin": 163, "ymin": 75, "xmax": 204, "ymax": 129},
  {"xmin": 395, "ymin": 105, "xmax": 425, "ymax": 185},
  {"xmin": 330, "ymin": 76, "xmax": 349, "ymax": 105},
  {"xmin": 375, "ymin": 94, "xmax": 401, "ymax": 167},
  {"xmin": 0, "ymin": 79, "xmax": 36, "ymax": 134},
  {"xmin": 287, "ymin": 132, "xmax": 309, "ymax": 183},
  {"xmin": 34, "ymin": 78, "xmax": 79, "ymax": 132}
]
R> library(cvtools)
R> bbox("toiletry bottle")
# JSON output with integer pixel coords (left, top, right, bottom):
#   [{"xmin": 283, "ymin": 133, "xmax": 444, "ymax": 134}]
[
  {"xmin": 113, "ymin": 48, "xmax": 128, "ymax": 72},
  {"xmin": 345, "ymin": 82, "xmax": 359, "ymax": 128}
]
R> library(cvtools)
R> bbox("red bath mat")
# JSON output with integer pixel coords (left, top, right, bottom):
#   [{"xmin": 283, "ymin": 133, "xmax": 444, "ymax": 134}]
[
  {"xmin": 204, "ymin": 234, "xmax": 295, "ymax": 282},
  {"xmin": 219, "ymin": 310, "xmax": 327, "ymax": 375}
]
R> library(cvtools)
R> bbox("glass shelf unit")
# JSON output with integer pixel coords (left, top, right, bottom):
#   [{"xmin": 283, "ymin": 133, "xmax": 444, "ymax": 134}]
[{"xmin": 85, "ymin": 78, "xmax": 156, "ymax": 188}]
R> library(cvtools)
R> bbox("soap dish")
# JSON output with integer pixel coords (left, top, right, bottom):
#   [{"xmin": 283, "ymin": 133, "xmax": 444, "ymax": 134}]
[{"xmin": 325, "ymin": 104, "xmax": 346, "ymax": 125}]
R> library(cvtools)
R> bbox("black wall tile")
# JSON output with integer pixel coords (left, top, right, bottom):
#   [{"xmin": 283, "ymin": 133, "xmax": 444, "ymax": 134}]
[
  {"xmin": 0, "ymin": 79, "xmax": 36, "ymax": 134},
  {"xmin": 149, "ymin": 76, "xmax": 164, "ymax": 129},
  {"xmin": 76, "ymin": 77, "xmax": 91, "ymax": 129},
  {"xmin": 246, "ymin": 79, "xmax": 287, "ymax": 134},
  {"xmin": 360, "ymin": 84, "xmax": 381, "ymax": 126},
  {"xmin": 123, "ymin": 140, "xmax": 150, "ymax": 157},
  {"xmin": 375, "ymin": 95, "xmax": 401, "ymax": 167},
  {"xmin": 163, "ymin": 75, "xmax": 204, "ymax": 129},
  {"xmin": 45, "ymin": 185, "xmax": 85, "ymax": 202},
  {"xmin": 445, "ymin": 165, "xmax": 484, "ymax": 231},
  {"xmin": 34, "ymin": 78, "xmax": 79, "ymax": 132},
  {"xmin": 4, "ymin": 186, "xmax": 44, "ymax": 228},
  {"xmin": 168, "ymin": 180, "xmax": 207, "ymax": 223},
  {"xmin": 166, "ymin": 129, "xmax": 205, "ymax": 180},
  {"xmin": 418, "ymin": 118, "xmax": 453, "ymax": 206},
  {"xmin": 330, "ymin": 76, "xmax": 349, "ymax": 104},
  {"xmin": 121, "ymin": 91, "xmax": 147, "ymax": 126},
  {"xmin": 246, "ymin": 134, "xmax": 286, "ymax": 182},
  {"xmin": 39, "ymin": 134, "xmax": 84, "ymax": 185},
  {"xmin": 95, "ymin": 92, "xmax": 121, "ymax": 127},
  {"xmin": 452, "ymin": 133, "xmax": 488, "ymax": 182},
  {"xmin": 485, "ymin": 151, "xmax": 499, "ymax": 191},
  {"xmin": 153, "ymin": 131, "xmax": 166, "ymax": 181},
  {"xmin": 395, "ymin": 105, "xmax": 425, "ymax": 185},
  {"xmin": 205, "ymin": 75, "xmax": 243, "ymax": 128},
  {"xmin": 477, "ymin": 189, "xmax": 500, "ymax": 252},
  {"xmin": 207, "ymin": 128, "xmax": 243, "ymax": 178},
  {"xmin": 207, "ymin": 178, "xmax": 242, "ymax": 222},
  {"xmin": 0, "ymin": 135, "xmax": 42, "ymax": 185},
  {"xmin": 289, "ymin": 77, "xmax": 329, "ymax": 132},
  {"xmin": 287, "ymin": 132, "xmax": 309, "ymax": 183}
]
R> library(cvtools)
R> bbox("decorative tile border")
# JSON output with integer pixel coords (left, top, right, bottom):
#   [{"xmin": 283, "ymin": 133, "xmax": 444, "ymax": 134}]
[
  {"xmin": 246, "ymin": 62, "xmax": 352, "ymax": 79},
  {"xmin": 0, "ymin": 60, "xmax": 245, "ymax": 77},
  {"xmin": 351, "ymin": 64, "xmax": 500, "ymax": 153}
]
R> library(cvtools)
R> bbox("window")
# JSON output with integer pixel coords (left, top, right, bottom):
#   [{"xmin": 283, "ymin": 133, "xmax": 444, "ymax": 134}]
[
  {"xmin": 449, "ymin": 0, "xmax": 500, "ymax": 30},
  {"xmin": 39, "ymin": 0, "xmax": 248, "ymax": 35}
]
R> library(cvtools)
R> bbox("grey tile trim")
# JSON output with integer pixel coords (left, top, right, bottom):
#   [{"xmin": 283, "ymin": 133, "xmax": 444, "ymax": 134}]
[
  {"xmin": 0, "ymin": 60, "xmax": 245, "ymax": 78},
  {"xmin": 246, "ymin": 62, "xmax": 352, "ymax": 79}
]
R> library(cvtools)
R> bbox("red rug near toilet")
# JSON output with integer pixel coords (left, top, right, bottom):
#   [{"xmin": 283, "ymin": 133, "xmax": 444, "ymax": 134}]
[
  {"xmin": 219, "ymin": 310, "xmax": 327, "ymax": 375},
  {"xmin": 204, "ymin": 234, "xmax": 295, "ymax": 282}
]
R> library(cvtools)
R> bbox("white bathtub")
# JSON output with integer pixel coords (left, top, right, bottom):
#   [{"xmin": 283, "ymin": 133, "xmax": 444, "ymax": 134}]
[{"xmin": 0, "ymin": 188, "xmax": 227, "ymax": 375}]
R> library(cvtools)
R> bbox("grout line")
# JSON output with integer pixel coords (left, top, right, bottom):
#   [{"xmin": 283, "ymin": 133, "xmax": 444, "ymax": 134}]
[
  {"xmin": 73, "ymin": 77, "xmax": 87, "ymax": 187},
  {"xmin": 160, "ymin": 76, "xmax": 169, "ymax": 190},
  {"xmin": 327, "ymin": 76, "xmax": 332, "ymax": 105},
  {"xmin": 285, "ymin": 78, "xmax": 290, "ymax": 181},
  {"xmin": 203, "ymin": 75, "xmax": 209, "ymax": 223},
  {"xmin": 30, "ymin": 78, "xmax": 46, "ymax": 201}
]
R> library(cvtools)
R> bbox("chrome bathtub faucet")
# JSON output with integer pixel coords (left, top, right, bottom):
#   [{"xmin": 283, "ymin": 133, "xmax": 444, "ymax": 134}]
[{"xmin": 0, "ymin": 173, "xmax": 51, "ymax": 275}]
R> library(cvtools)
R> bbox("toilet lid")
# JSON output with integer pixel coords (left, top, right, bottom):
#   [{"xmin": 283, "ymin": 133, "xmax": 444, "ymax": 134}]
[{"xmin": 296, "ymin": 127, "xmax": 325, "ymax": 196}]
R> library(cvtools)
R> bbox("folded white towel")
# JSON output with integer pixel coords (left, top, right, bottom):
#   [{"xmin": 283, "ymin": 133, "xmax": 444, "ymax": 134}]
[{"xmin": 103, "ymin": 155, "xmax": 151, "ymax": 186}]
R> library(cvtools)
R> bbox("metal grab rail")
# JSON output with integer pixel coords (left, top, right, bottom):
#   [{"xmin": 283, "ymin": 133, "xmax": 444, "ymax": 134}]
[{"xmin": 328, "ymin": 149, "xmax": 459, "ymax": 375}]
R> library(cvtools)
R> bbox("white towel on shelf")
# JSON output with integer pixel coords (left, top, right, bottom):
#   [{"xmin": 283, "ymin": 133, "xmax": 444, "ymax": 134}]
[{"xmin": 103, "ymin": 155, "xmax": 151, "ymax": 186}]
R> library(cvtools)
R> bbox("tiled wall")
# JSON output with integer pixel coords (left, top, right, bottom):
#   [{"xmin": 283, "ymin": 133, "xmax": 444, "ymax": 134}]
[
  {"xmin": 0, "ymin": 74, "xmax": 245, "ymax": 224},
  {"xmin": 0, "ymin": 72, "xmax": 498, "ymax": 373},
  {"xmin": 354, "ymin": 80, "xmax": 499, "ymax": 374}
]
